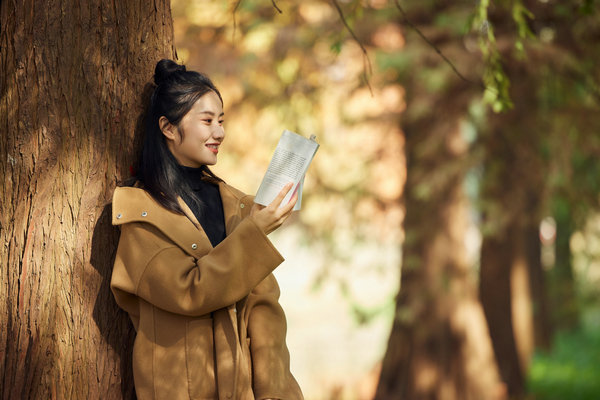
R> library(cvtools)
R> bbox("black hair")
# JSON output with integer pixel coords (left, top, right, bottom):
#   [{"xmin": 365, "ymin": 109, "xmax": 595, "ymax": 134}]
[{"xmin": 134, "ymin": 59, "xmax": 223, "ymax": 215}]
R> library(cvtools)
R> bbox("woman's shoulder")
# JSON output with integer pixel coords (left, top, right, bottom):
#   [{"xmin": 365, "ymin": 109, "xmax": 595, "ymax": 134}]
[
  {"xmin": 217, "ymin": 181, "xmax": 255, "ymax": 204},
  {"xmin": 112, "ymin": 187, "xmax": 148, "ymax": 222},
  {"xmin": 111, "ymin": 186, "xmax": 177, "ymax": 227},
  {"xmin": 112, "ymin": 186, "xmax": 152, "ymax": 208}
]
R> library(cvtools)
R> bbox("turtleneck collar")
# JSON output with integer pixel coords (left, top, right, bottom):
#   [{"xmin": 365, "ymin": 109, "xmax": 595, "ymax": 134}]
[{"xmin": 179, "ymin": 165, "xmax": 209, "ymax": 190}]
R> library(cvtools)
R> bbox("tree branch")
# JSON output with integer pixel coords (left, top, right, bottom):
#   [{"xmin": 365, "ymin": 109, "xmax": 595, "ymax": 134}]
[
  {"xmin": 233, "ymin": 0, "xmax": 282, "ymax": 40},
  {"xmin": 232, "ymin": 0, "xmax": 244, "ymax": 41},
  {"xmin": 271, "ymin": 0, "xmax": 283, "ymax": 14},
  {"xmin": 393, "ymin": 0, "xmax": 483, "ymax": 89},
  {"xmin": 330, "ymin": 0, "xmax": 373, "ymax": 94}
]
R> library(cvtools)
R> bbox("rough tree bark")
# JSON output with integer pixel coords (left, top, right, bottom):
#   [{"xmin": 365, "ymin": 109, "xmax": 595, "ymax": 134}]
[
  {"xmin": 375, "ymin": 87, "xmax": 504, "ymax": 400},
  {"xmin": 0, "ymin": 1, "xmax": 174, "ymax": 398}
]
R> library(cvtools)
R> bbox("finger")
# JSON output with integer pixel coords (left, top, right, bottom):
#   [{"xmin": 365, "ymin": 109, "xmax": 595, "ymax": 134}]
[
  {"xmin": 287, "ymin": 191, "xmax": 299, "ymax": 209},
  {"xmin": 269, "ymin": 182, "xmax": 293, "ymax": 209},
  {"xmin": 279, "ymin": 192, "xmax": 297, "ymax": 215}
]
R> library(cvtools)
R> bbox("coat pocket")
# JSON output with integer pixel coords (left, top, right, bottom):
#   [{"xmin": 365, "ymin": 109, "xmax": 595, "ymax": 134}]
[{"xmin": 185, "ymin": 318, "xmax": 217, "ymax": 399}]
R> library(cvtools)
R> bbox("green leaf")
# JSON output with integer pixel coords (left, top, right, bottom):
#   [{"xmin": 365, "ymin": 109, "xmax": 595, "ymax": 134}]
[{"xmin": 330, "ymin": 40, "xmax": 343, "ymax": 55}]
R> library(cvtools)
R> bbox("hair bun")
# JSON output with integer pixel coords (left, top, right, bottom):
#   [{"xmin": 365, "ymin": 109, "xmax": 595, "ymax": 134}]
[{"xmin": 154, "ymin": 59, "xmax": 186, "ymax": 85}]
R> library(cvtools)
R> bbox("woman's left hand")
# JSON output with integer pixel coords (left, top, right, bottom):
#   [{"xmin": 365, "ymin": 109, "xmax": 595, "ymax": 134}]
[{"xmin": 250, "ymin": 183, "xmax": 297, "ymax": 235}]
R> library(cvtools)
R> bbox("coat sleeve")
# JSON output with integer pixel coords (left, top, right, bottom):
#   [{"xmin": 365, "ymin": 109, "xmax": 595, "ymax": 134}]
[
  {"xmin": 246, "ymin": 274, "xmax": 304, "ymax": 400},
  {"xmin": 111, "ymin": 216, "xmax": 284, "ymax": 317}
]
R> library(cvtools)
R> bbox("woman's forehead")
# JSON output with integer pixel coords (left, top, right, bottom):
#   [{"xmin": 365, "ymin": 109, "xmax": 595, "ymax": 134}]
[{"xmin": 189, "ymin": 91, "xmax": 223, "ymax": 115}]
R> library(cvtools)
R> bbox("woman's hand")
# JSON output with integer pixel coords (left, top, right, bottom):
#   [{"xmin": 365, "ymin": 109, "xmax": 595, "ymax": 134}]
[{"xmin": 251, "ymin": 183, "xmax": 298, "ymax": 235}]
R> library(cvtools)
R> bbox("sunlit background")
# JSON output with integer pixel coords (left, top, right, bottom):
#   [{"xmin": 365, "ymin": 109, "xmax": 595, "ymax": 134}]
[{"xmin": 170, "ymin": 1, "xmax": 600, "ymax": 399}]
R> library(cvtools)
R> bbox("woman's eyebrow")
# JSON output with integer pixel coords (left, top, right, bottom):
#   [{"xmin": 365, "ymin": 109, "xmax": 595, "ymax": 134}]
[{"xmin": 198, "ymin": 110, "xmax": 225, "ymax": 117}]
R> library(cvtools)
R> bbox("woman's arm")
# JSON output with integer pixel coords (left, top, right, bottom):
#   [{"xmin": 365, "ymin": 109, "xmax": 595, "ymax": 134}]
[
  {"xmin": 111, "ymin": 184, "xmax": 299, "ymax": 317},
  {"xmin": 111, "ymin": 216, "xmax": 284, "ymax": 316},
  {"xmin": 246, "ymin": 274, "xmax": 304, "ymax": 400}
]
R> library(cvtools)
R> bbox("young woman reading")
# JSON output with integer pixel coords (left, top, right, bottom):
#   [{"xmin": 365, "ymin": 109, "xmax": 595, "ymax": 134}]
[{"xmin": 110, "ymin": 59, "xmax": 303, "ymax": 400}]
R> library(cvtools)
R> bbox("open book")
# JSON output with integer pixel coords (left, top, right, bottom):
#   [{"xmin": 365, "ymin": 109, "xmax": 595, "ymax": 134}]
[{"xmin": 255, "ymin": 129, "xmax": 319, "ymax": 210}]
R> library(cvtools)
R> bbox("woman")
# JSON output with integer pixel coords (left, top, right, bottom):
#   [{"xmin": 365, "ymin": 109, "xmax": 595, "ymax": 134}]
[{"xmin": 110, "ymin": 59, "xmax": 303, "ymax": 400}]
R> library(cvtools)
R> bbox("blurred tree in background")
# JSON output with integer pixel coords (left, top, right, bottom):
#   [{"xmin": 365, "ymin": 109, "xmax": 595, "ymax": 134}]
[
  {"xmin": 373, "ymin": 1, "xmax": 504, "ymax": 398},
  {"xmin": 477, "ymin": 1, "xmax": 600, "ymax": 398}
]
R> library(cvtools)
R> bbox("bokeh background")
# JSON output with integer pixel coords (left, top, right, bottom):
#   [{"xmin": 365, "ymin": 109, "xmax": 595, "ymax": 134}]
[{"xmin": 170, "ymin": 1, "xmax": 600, "ymax": 398}]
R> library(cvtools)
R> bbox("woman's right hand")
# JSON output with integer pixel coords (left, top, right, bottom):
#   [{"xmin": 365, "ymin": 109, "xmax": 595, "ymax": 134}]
[{"xmin": 250, "ymin": 183, "xmax": 298, "ymax": 235}]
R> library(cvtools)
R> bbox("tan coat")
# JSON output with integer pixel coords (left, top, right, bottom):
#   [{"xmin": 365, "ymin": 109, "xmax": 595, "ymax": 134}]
[{"xmin": 110, "ymin": 182, "xmax": 303, "ymax": 400}]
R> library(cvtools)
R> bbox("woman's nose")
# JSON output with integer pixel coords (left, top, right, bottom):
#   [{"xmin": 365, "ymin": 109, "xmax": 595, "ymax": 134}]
[{"xmin": 212, "ymin": 125, "xmax": 225, "ymax": 140}]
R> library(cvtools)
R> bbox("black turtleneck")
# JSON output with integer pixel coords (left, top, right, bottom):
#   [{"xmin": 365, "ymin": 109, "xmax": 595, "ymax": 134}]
[{"xmin": 179, "ymin": 166, "xmax": 226, "ymax": 247}]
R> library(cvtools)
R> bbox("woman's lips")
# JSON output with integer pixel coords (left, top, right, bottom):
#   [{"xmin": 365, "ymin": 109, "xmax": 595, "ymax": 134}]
[{"xmin": 206, "ymin": 144, "xmax": 219, "ymax": 154}]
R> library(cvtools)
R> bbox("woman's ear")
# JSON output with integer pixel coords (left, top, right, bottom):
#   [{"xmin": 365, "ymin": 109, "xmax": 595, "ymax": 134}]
[{"xmin": 159, "ymin": 116, "xmax": 177, "ymax": 141}]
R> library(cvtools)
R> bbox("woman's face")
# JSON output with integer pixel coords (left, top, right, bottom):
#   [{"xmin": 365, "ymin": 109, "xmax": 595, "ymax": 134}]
[{"xmin": 162, "ymin": 90, "xmax": 224, "ymax": 168}]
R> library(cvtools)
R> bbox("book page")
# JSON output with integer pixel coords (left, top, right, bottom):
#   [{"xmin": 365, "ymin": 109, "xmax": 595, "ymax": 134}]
[{"xmin": 255, "ymin": 130, "xmax": 319, "ymax": 210}]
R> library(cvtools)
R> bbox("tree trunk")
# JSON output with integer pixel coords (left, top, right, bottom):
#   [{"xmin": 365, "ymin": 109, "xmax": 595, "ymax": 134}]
[
  {"xmin": 525, "ymin": 220, "xmax": 552, "ymax": 351},
  {"xmin": 550, "ymin": 201, "xmax": 579, "ymax": 331},
  {"xmin": 480, "ymin": 214, "xmax": 546, "ymax": 397},
  {"xmin": 479, "ymin": 70, "xmax": 546, "ymax": 397},
  {"xmin": 375, "ymin": 90, "xmax": 504, "ymax": 400},
  {"xmin": 480, "ymin": 227, "xmax": 528, "ymax": 398},
  {"xmin": 0, "ymin": 1, "xmax": 174, "ymax": 398}
]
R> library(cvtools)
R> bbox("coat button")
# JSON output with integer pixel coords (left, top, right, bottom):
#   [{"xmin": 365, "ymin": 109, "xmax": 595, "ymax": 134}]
[
  {"xmin": 191, "ymin": 243, "xmax": 198, "ymax": 250},
  {"xmin": 116, "ymin": 213, "xmax": 122, "ymax": 219},
  {"xmin": 141, "ymin": 211, "xmax": 148, "ymax": 217},
  {"xmin": 240, "ymin": 203, "xmax": 245, "ymax": 209}
]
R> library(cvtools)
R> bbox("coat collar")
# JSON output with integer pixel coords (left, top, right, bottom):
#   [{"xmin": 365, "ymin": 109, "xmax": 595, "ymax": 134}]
[
  {"xmin": 216, "ymin": 181, "xmax": 254, "ymax": 235},
  {"xmin": 112, "ymin": 182, "xmax": 254, "ymax": 258}
]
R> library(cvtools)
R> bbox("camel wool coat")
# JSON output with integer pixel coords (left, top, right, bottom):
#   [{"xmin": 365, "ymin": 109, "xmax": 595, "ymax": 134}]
[{"xmin": 110, "ymin": 182, "xmax": 303, "ymax": 400}]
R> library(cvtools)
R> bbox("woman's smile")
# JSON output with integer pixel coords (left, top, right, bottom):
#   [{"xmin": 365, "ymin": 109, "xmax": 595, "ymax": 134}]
[{"xmin": 206, "ymin": 143, "xmax": 220, "ymax": 154}]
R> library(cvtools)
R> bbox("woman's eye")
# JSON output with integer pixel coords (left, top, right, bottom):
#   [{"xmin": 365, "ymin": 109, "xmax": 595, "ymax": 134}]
[
  {"xmin": 203, "ymin": 119, "xmax": 212, "ymax": 124},
  {"xmin": 218, "ymin": 120, "xmax": 224, "ymax": 125}
]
